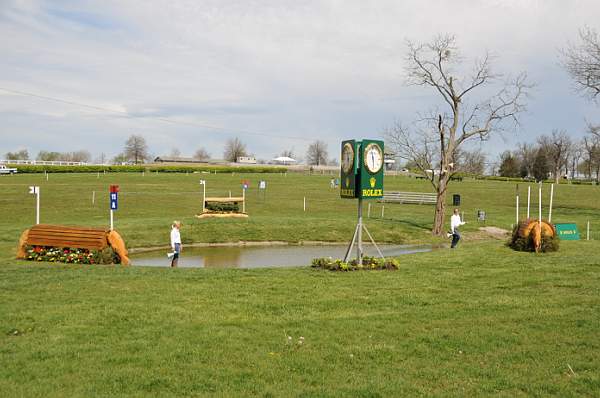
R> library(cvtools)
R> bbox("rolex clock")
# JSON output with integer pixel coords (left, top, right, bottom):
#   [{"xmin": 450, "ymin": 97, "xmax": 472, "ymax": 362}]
[
  {"xmin": 358, "ymin": 139, "xmax": 384, "ymax": 199},
  {"xmin": 341, "ymin": 142, "xmax": 355, "ymax": 174},
  {"xmin": 363, "ymin": 142, "xmax": 383, "ymax": 174},
  {"xmin": 340, "ymin": 140, "xmax": 358, "ymax": 198}
]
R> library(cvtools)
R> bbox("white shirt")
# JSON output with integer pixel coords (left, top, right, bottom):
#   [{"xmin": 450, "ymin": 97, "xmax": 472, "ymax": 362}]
[
  {"xmin": 170, "ymin": 227, "xmax": 181, "ymax": 249},
  {"xmin": 450, "ymin": 214, "xmax": 465, "ymax": 233}
]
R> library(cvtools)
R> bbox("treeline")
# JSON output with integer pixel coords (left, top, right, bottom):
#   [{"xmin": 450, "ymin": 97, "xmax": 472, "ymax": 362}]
[
  {"xmin": 5, "ymin": 164, "xmax": 288, "ymax": 174},
  {"xmin": 4, "ymin": 149, "xmax": 92, "ymax": 162},
  {"xmin": 497, "ymin": 128, "xmax": 600, "ymax": 183}
]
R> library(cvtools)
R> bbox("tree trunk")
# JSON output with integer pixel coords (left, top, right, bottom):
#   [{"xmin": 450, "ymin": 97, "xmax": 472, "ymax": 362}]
[{"xmin": 432, "ymin": 174, "xmax": 450, "ymax": 235}]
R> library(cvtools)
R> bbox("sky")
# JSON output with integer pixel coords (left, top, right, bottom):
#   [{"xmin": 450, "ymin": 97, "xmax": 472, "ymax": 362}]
[{"xmin": 1, "ymin": 0, "xmax": 599, "ymax": 163}]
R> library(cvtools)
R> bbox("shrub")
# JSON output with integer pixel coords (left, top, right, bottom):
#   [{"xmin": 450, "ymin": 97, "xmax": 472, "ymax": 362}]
[
  {"xmin": 311, "ymin": 256, "xmax": 399, "ymax": 271},
  {"xmin": 7, "ymin": 164, "xmax": 287, "ymax": 174},
  {"xmin": 205, "ymin": 202, "xmax": 240, "ymax": 212}
]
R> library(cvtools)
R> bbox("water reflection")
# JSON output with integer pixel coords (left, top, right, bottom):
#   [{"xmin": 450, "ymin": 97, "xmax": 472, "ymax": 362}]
[{"xmin": 131, "ymin": 244, "xmax": 432, "ymax": 269}]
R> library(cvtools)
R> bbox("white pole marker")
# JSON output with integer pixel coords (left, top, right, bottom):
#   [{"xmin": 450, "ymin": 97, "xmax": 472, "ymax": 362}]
[
  {"xmin": 527, "ymin": 186, "xmax": 531, "ymax": 219},
  {"xmin": 548, "ymin": 184, "xmax": 554, "ymax": 223}
]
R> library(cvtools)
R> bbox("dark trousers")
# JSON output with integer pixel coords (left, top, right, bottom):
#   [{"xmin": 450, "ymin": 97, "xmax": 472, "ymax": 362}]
[
  {"xmin": 451, "ymin": 231, "xmax": 461, "ymax": 248},
  {"xmin": 171, "ymin": 243, "xmax": 181, "ymax": 267}
]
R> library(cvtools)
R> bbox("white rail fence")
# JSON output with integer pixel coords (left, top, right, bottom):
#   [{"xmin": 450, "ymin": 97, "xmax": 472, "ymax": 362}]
[{"xmin": 0, "ymin": 159, "xmax": 89, "ymax": 166}]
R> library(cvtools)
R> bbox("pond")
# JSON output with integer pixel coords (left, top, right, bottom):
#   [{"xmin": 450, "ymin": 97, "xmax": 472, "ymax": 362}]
[{"xmin": 131, "ymin": 244, "xmax": 434, "ymax": 268}]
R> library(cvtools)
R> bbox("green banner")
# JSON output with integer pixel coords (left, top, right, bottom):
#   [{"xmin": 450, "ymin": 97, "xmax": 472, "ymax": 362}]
[{"xmin": 555, "ymin": 223, "xmax": 580, "ymax": 240}]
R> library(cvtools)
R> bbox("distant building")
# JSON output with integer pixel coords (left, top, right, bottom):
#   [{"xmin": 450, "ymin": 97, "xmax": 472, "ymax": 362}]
[
  {"xmin": 237, "ymin": 156, "xmax": 257, "ymax": 164},
  {"xmin": 272, "ymin": 156, "xmax": 297, "ymax": 165},
  {"xmin": 384, "ymin": 151, "xmax": 396, "ymax": 171},
  {"xmin": 154, "ymin": 156, "xmax": 199, "ymax": 163}
]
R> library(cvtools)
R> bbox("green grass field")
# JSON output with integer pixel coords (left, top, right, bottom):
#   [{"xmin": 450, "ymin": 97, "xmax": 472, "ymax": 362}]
[
  {"xmin": 1, "ymin": 173, "xmax": 600, "ymax": 396},
  {"xmin": 1, "ymin": 172, "xmax": 599, "ymax": 253}
]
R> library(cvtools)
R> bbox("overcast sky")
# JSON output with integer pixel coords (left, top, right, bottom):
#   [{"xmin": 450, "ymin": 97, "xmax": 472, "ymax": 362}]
[{"xmin": 1, "ymin": 0, "xmax": 599, "ymax": 162}]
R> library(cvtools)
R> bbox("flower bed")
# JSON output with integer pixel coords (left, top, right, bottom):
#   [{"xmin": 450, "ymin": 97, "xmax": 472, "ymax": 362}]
[
  {"xmin": 24, "ymin": 246, "xmax": 121, "ymax": 264},
  {"xmin": 311, "ymin": 256, "xmax": 399, "ymax": 271}
]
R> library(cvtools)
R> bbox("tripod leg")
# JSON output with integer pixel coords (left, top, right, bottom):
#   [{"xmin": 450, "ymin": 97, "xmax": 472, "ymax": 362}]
[
  {"xmin": 343, "ymin": 223, "xmax": 360, "ymax": 262},
  {"xmin": 363, "ymin": 225, "xmax": 385, "ymax": 260}
]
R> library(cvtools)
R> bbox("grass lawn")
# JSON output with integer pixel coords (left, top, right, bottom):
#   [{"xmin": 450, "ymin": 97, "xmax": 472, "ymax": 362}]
[
  {"xmin": 1, "ymin": 172, "xmax": 600, "ymax": 396},
  {"xmin": 1, "ymin": 241, "xmax": 599, "ymax": 396},
  {"xmin": 1, "ymin": 172, "xmax": 599, "ymax": 254}
]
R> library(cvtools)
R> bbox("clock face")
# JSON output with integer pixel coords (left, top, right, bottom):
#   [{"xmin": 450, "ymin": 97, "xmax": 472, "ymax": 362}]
[
  {"xmin": 341, "ymin": 143, "xmax": 355, "ymax": 174},
  {"xmin": 363, "ymin": 143, "xmax": 383, "ymax": 173}
]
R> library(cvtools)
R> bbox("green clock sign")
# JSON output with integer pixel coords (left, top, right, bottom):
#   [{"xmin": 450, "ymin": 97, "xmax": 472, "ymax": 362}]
[{"xmin": 340, "ymin": 139, "xmax": 384, "ymax": 199}]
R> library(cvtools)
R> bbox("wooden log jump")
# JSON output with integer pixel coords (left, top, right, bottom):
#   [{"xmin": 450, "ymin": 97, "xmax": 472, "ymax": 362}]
[{"xmin": 17, "ymin": 224, "xmax": 129, "ymax": 265}]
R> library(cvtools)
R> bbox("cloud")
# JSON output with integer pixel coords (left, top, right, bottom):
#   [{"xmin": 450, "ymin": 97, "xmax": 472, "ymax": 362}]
[{"xmin": 1, "ymin": 0, "xmax": 599, "ymax": 161}]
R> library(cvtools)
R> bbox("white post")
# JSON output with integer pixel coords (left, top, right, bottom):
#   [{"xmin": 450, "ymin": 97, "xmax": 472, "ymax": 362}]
[
  {"xmin": 381, "ymin": 205, "xmax": 385, "ymax": 218},
  {"xmin": 45, "ymin": 171, "xmax": 48, "ymax": 181},
  {"xmin": 97, "ymin": 172, "xmax": 100, "ymax": 179},
  {"xmin": 229, "ymin": 190, "xmax": 232, "ymax": 198},
  {"xmin": 36, "ymin": 188, "xmax": 40, "ymax": 225},
  {"xmin": 367, "ymin": 203, "xmax": 371, "ymax": 218},
  {"xmin": 516, "ymin": 194, "xmax": 519, "ymax": 224},
  {"xmin": 242, "ymin": 188, "xmax": 246, "ymax": 213},
  {"xmin": 110, "ymin": 209, "xmax": 114, "ymax": 231},
  {"xmin": 200, "ymin": 180, "xmax": 206, "ymax": 213},
  {"xmin": 538, "ymin": 184, "xmax": 542, "ymax": 237},
  {"xmin": 303, "ymin": 197, "xmax": 306, "ymax": 212},
  {"xmin": 587, "ymin": 221, "xmax": 590, "ymax": 241},
  {"xmin": 548, "ymin": 184, "xmax": 554, "ymax": 223},
  {"xmin": 527, "ymin": 186, "xmax": 531, "ymax": 219},
  {"xmin": 92, "ymin": 190, "xmax": 95, "ymax": 205}
]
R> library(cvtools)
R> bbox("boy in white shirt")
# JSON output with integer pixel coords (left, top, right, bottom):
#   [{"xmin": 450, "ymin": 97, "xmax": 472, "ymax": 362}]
[
  {"xmin": 169, "ymin": 221, "xmax": 182, "ymax": 267},
  {"xmin": 449, "ymin": 208, "xmax": 466, "ymax": 248}
]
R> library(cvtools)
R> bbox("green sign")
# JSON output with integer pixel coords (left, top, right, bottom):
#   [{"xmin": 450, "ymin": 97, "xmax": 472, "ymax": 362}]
[
  {"xmin": 555, "ymin": 223, "xmax": 580, "ymax": 240},
  {"xmin": 340, "ymin": 139, "xmax": 384, "ymax": 199}
]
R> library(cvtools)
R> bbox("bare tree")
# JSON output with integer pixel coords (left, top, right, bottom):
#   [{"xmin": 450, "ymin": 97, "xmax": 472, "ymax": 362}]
[
  {"xmin": 37, "ymin": 151, "xmax": 60, "ymax": 161},
  {"xmin": 537, "ymin": 130, "xmax": 572, "ymax": 183},
  {"xmin": 386, "ymin": 34, "xmax": 530, "ymax": 235},
  {"xmin": 280, "ymin": 148, "xmax": 295, "ymax": 158},
  {"xmin": 112, "ymin": 153, "xmax": 128, "ymax": 165},
  {"xmin": 306, "ymin": 140, "xmax": 328, "ymax": 166},
  {"xmin": 455, "ymin": 148, "xmax": 486, "ymax": 175},
  {"xmin": 67, "ymin": 150, "xmax": 91, "ymax": 163},
  {"xmin": 516, "ymin": 142, "xmax": 536, "ymax": 178},
  {"xmin": 194, "ymin": 148, "xmax": 211, "ymax": 161},
  {"xmin": 170, "ymin": 148, "xmax": 181, "ymax": 157},
  {"xmin": 562, "ymin": 27, "xmax": 600, "ymax": 99},
  {"xmin": 223, "ymin": 137, "xmax": 247, "ymax": 162},
  {"xmin": 124, "ymin": 134, "xmax": 149, "ymax": 164},
  {"xmin": 582, "ymin": 128, "xmax": 600, "ymax": 181},
  {"xmin": 5, "ymin": 149, "xmax": 29, "ymax": 160}
]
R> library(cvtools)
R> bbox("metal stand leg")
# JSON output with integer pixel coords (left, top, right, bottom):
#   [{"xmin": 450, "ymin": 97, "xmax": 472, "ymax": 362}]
[
  {"xmin": 343, "ymin": 222, "xmax": 360, "ymax": 262},
  {"xmin": 343, "ymin": 199, "xmax": 386, "ymax": 264},
  {"xmin": 357, "ymin": 198, "xmax": 363, "ymax": 265},
  {"xmin": 363, "ymin": 225, "xmax": 385, "ymax": 260}
]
